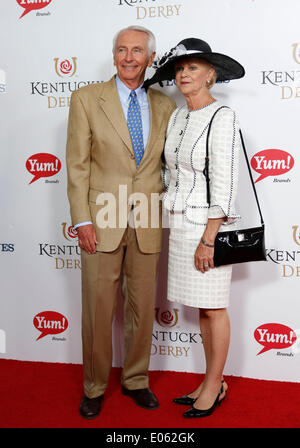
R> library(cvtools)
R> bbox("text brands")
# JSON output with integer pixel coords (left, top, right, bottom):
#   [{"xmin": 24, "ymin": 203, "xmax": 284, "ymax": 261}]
[{"xmin": 17, "ymin": 0, "xmax": 52, "ymax": 19}]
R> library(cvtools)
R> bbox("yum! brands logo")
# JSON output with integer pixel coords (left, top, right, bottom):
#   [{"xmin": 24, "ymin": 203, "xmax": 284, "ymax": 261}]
[
  {"xmin": 33, "ymin": 311, "xmax": 68, "ymax": 341},
  {"xmin": 251, "ymin": 149, "xmax": 294, "ymax": 183},
  {"xmin": 254, "ymin": 323, "xmax": 297, "ymax": 356},
  {"xmin": 26, "ymin": 153, "xmax": 61, "ymax": 184},
  {"xmin": 54, "ymin": 57, "xmax": 77, "ymax": 78},
  {"xmin": 17, "ymin": 0, "xmax": 52, "ymax": 19}
]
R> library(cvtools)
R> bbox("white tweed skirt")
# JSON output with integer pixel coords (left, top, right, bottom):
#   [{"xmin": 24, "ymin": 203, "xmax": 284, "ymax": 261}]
[{"xmin": 167, "ymin": 214, "xmax": 234, "ymax": 309}]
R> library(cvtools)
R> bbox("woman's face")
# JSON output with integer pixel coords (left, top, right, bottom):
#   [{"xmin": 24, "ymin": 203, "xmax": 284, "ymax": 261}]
[{"xmin": 175, "ymin": 58, "xmax": 215, "ymax": 96}]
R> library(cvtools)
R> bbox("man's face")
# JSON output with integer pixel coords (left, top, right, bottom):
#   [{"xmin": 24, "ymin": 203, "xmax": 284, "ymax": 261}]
[{"xmin": 114, "ymin": 30, "xmax": 155, "ymax": 88}]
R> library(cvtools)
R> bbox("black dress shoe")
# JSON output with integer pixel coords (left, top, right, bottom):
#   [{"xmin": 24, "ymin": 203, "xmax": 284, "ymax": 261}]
[
  {"xmin": 121, "ymin": 386, "xmax": 159, "ymax": 410},
  {"xmin": 175, "ymin": 379, "xmax": 227, "ymax": 406},
  {"xmin": 79, "ymin": 394, "xmax": 104, "ymax": 419},
  {"xmin": 173, "ymin": 394, "xmax": 197, "ymax": 406},
  {"xmin": 183, "ymin": 385, "xmax": 224, "ymax": 418}
]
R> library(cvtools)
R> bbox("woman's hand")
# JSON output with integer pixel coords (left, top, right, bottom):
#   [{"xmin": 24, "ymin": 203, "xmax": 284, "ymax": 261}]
[
  {"xmin": 194, "ymin": 217, "xmax": 225, "ymax": 273},
  {"xmin": 194, "ymin": 241, "xmax": 215, "ymax": 273}
]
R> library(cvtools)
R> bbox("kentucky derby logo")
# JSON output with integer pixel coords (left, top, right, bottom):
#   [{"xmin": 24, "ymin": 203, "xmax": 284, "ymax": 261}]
[
  {"xmin": 117, "ymin": 0, "xmax": 182, "ymax": 20},
  {"xmin": 292, "ymin": 43, "xmax": 300, "ymax": 64},
  {"xmin": 17, "ymin": 0, "xmax": 52, "ymax": 19},
  {"xmin": 62, "ymin": 222, "xmax": 78, "ymax": 241},
  {"xmin": 30, "ymin": 56, "xmax": 101, "ymax": 110},
  {"xmin": 54, "ymin": 58, "xmax": 77, "ymax": 78},
  {"xmin": 292, "ymin": 226, "xmax": 300, "ymax": 246},
  {"xmin": 155, "ymin": 308, "xmax": 179, "ymax": 328},
  {"xmin": 261, "ymin": 43, "xmax": 300, "ymax": 99}
]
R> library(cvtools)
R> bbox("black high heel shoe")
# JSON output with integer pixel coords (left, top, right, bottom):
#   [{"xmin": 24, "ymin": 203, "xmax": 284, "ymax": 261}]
[
  {"xmin": 174, "ymin": 379, "xmax": 226, "ymax": 406},
  {"xmin": 219, "ymin": 379, "xmax": 227, "ymax": 403},
  {"xmin": 173, "ymin": 394, "xmax": 197, "ymax": 406},
  {"xmin": 183, "ymin": 384, "xmax": 224, "ymax": 418}
]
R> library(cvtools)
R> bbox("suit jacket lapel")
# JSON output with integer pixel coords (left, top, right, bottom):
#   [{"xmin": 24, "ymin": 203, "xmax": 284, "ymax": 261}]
[
  {"xmin": 97, "ymin": 78, "xmax": 164, "ymax": 164},
  {"xmin": 97, "ymin": 76, "xmax": 134, "ymax": 157},
  {"xmin": 139, "ymin": 88, "xmax": 163, "ymax": 166}
]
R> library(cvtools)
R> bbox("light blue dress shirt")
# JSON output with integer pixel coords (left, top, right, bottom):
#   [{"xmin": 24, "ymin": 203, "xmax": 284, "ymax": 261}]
[
  {"xmin": 74, "ymin": 75, "xmax": 150, "ymax": 229},
  {"xmin": 115, "ymin": 75, "xmax": 150, "ymax": 149}
]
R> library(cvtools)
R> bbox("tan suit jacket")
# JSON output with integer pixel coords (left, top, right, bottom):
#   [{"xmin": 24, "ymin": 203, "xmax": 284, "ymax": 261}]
[{"xmin": 66, "ymin": 76, "xmax": 176, "ymax": 253}]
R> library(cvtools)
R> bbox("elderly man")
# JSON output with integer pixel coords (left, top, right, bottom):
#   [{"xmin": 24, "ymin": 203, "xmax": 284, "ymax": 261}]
[{"xmin": 66, "ymin": 25, "xmax": 176, "ymax": 419}]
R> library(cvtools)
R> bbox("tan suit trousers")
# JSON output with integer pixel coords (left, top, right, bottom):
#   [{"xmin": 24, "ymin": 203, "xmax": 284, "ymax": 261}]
[{"xmin": 81, "ymin": 226, "xmax": 160, "ymax": 399}]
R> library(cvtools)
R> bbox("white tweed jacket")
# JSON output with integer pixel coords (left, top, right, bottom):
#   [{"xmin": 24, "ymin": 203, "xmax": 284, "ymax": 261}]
[{"xmin": 163, "ymin": 101, "xmax": 241, "ymax": 226}]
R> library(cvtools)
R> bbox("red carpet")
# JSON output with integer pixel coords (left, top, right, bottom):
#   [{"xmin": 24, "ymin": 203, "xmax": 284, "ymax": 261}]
[{"xmin": 0, "ymin": 359, "xmax": 299, "ymax": 428}]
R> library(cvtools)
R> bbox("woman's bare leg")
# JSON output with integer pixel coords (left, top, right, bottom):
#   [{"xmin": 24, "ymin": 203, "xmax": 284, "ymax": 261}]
[{"xmin": 189, "ymin": 308, "xmax": 230, "ymax": 407}]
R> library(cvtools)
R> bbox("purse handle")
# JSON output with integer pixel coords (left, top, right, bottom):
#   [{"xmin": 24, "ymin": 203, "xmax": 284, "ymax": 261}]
[{"xmin": 203, "ymin": 106, "xmax": 264, "ymax": 226}]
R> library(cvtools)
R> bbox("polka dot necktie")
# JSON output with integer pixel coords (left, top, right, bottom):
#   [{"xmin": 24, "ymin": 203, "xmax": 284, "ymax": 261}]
[{"xmin": 127, "ymin": 90, "xmax": 144, "ymax": 167}]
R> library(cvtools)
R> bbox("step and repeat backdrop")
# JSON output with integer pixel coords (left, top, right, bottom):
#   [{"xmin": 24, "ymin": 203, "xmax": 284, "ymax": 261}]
[{"xmin": 1, "ymin": 0, "xmax": 300, "ymax": 382}]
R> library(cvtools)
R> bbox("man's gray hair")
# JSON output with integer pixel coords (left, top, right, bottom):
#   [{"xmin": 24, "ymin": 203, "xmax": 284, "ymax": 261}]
[{"xmin": 112, "ymin": 26, "xmax": 156, "ymax": 56}]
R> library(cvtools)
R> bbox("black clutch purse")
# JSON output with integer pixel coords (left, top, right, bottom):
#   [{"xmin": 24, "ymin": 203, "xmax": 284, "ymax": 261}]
[{"xmin": 204, "ymin": 107, "xmax": 267, "ymax": 267}]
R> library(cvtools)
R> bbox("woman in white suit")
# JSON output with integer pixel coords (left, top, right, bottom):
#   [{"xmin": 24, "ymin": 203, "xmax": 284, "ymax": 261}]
[{"xmin": 145, "ymin": 38, "xmax": 245, "ymax": 418}]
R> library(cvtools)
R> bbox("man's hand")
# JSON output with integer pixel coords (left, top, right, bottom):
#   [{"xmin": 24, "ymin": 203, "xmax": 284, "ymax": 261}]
[{"xmin": 77, "ymin": 224, "xmax": 98, "ymax": 254}]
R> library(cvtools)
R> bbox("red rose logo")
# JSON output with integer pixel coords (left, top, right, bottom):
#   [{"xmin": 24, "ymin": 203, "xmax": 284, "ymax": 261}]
[
  {"xmin": 60, "ymin": 59, "xmax": 72, "ymax": 75},
  {"xmin": 161, "ymin": 311, "xmax": 174, "ymax": 325},
  {"xmin": 61, "ymin": 222, "xmax": 78, "ymax": 241},
  {"xmin": 54, "ymin": 57, "xmax": 77, "ymax": 78},
  {"xmin": 67, "ymin": 226, "xmax": 78, "ymax": 239},
  {"xmin": 155, "ymin": 308, "xmax": 179, "ymax": 327}
]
